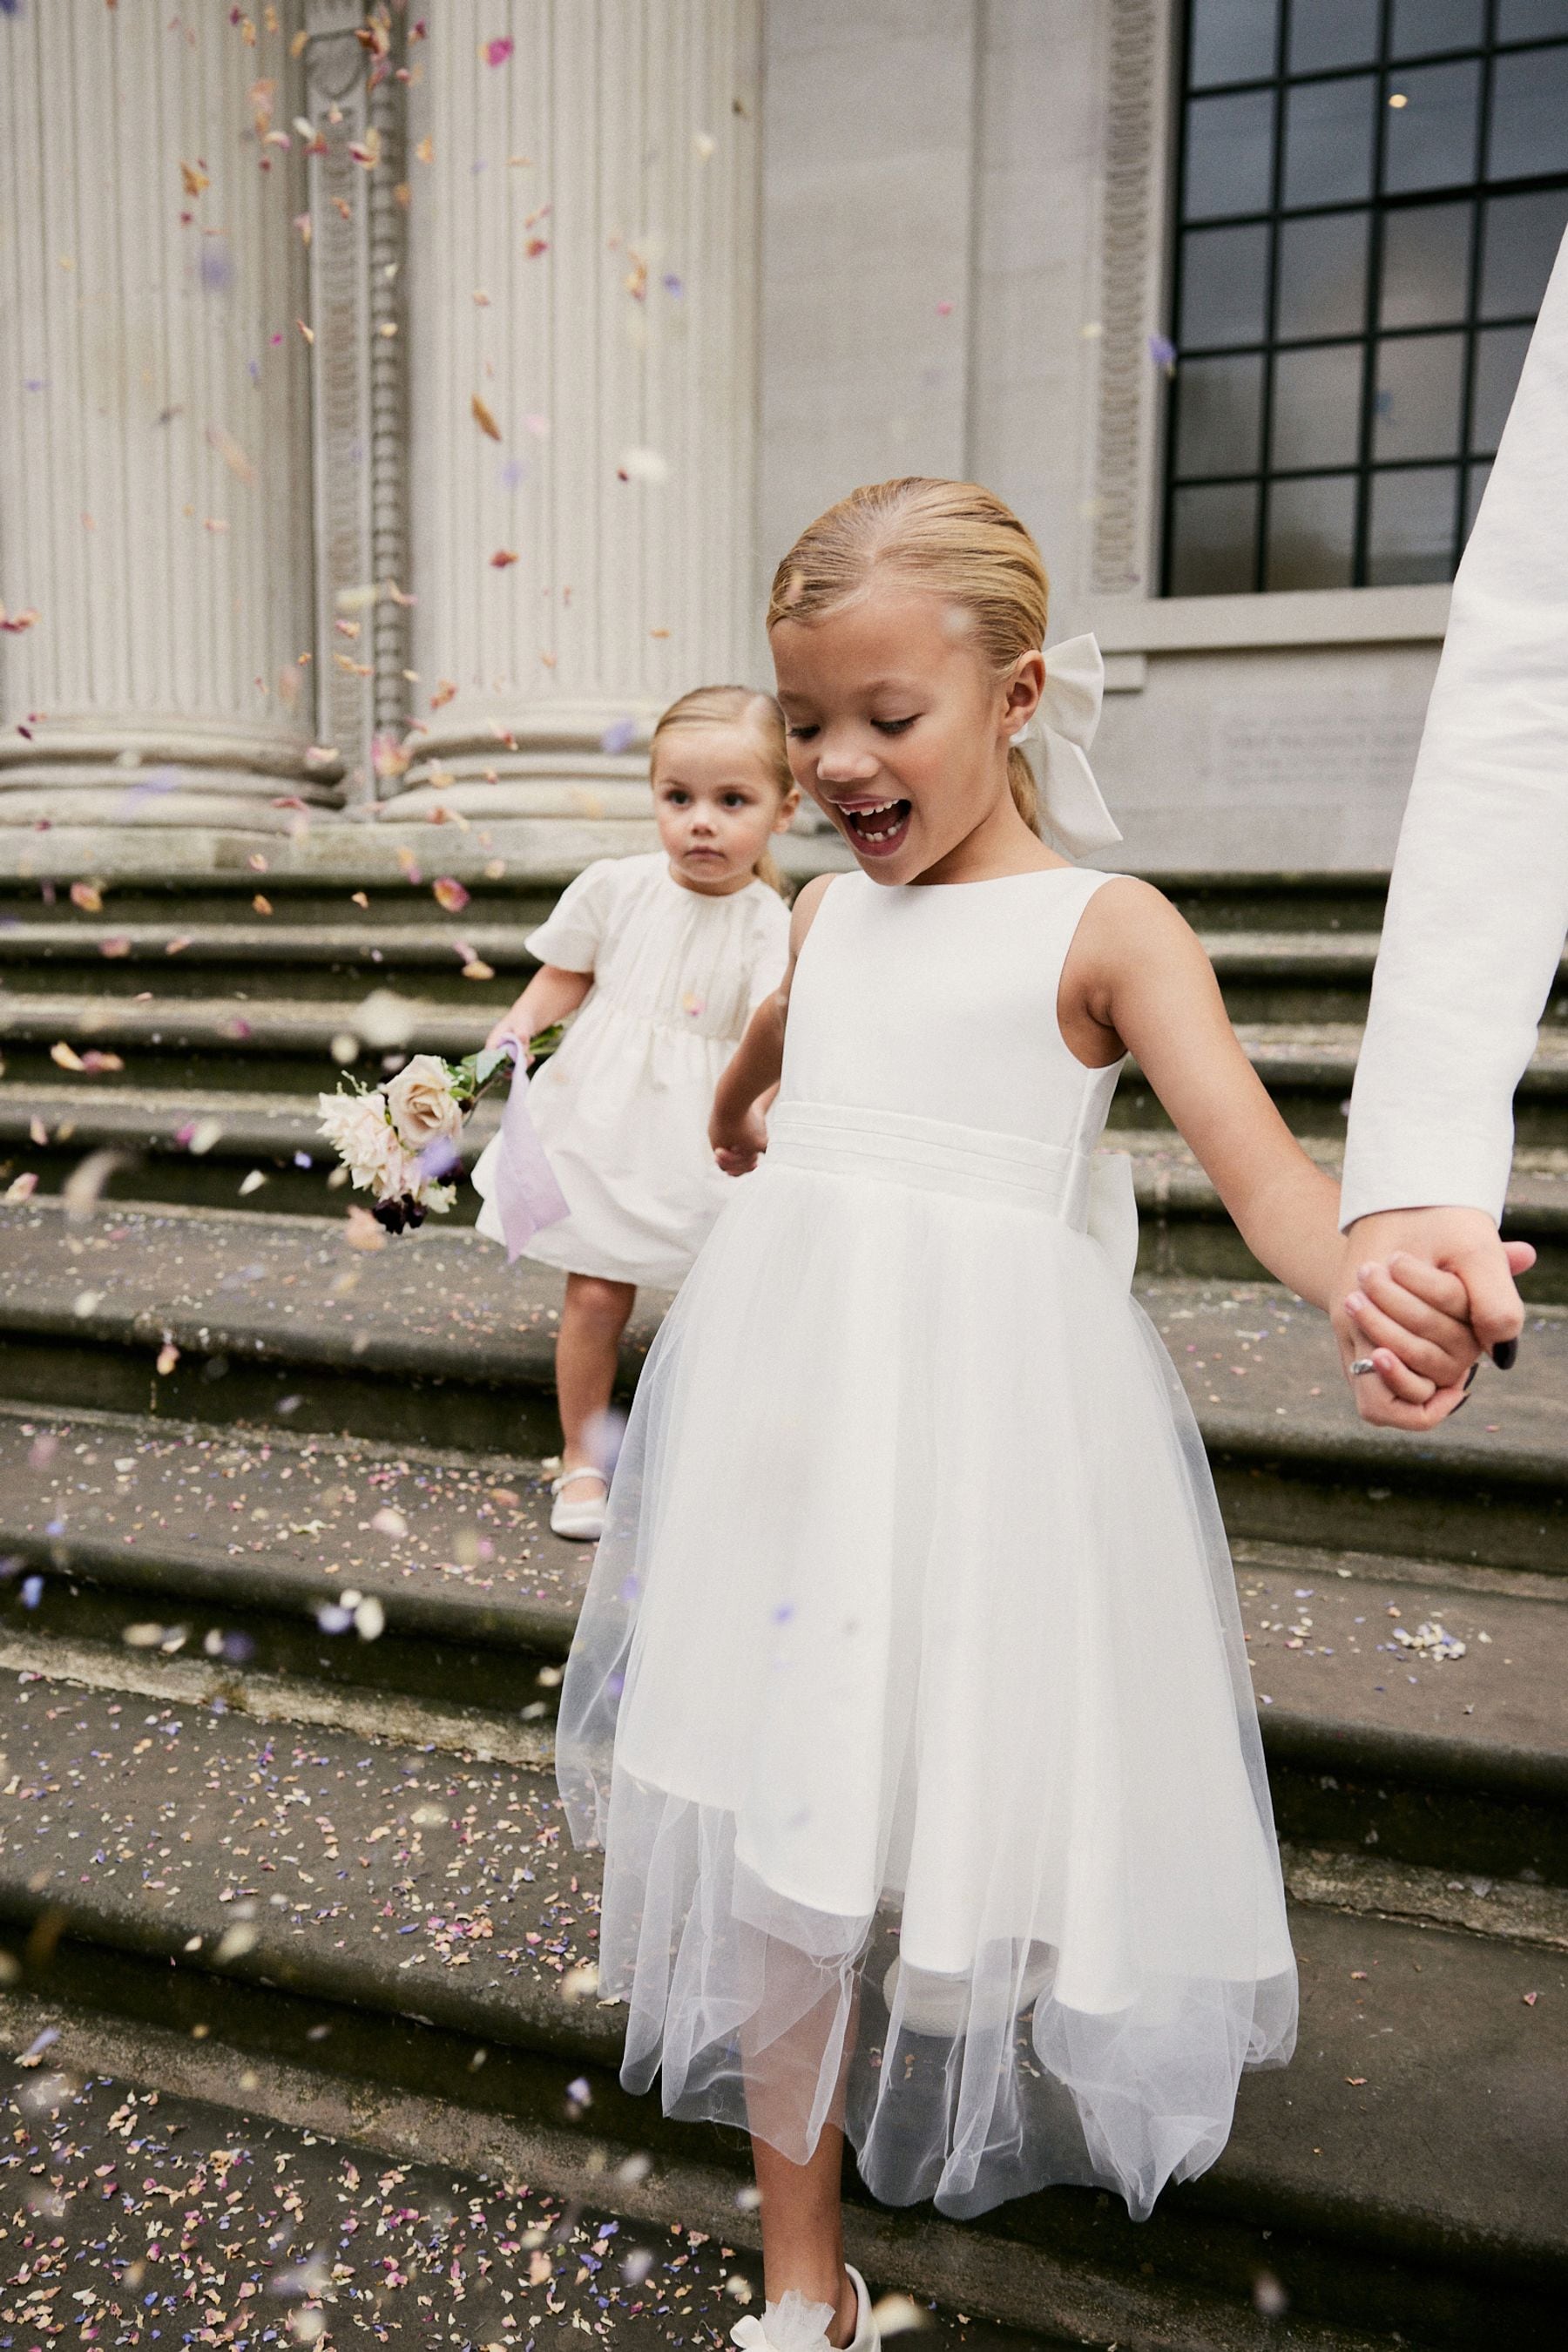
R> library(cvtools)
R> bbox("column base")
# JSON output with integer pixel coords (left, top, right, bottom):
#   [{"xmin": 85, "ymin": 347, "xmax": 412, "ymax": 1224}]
[{"xmin": 0, "ymin": 721, "xmax": 348, "ymax": 834}]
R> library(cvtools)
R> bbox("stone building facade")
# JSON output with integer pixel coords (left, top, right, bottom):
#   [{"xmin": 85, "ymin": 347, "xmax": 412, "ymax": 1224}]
[{"xmin": 2, "ymin": 0, "xmax": 1564, "ymax": 885}]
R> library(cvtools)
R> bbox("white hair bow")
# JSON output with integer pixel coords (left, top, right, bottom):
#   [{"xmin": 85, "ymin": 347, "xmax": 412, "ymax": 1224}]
[{"xmin": 1010, "ymin": 632, "xmax": 1122, "ymax": 859}]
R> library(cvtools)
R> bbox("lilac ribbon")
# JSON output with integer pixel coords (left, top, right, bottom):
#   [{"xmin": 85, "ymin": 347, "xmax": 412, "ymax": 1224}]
[{"xmin": 491, "ymin": 1038, "xmax": 571, "ymax": 1261}]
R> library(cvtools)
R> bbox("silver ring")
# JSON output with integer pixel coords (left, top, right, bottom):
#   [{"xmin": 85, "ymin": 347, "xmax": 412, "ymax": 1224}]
[{"xmin": 1348, "ymin": 1357, "xmax": 1377, "ymax": 1375}]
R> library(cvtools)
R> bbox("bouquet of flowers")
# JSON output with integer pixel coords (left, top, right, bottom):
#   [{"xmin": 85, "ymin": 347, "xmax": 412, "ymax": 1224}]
[{"xmin": 317, "ymin": 1029, "xmax": 560, "ymax": 1234}]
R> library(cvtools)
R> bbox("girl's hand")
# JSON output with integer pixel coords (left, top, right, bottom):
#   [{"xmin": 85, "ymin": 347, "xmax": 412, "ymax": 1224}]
[
  {"xmin": 1335, "ymin": 1251, "xmax": 1483, "ymax": 1423},
  {"xmin": 711, "ymin": 1100, "xmax": 768, "ymax": 1177},
  {"xmin": 484, "ymin": 1012, "xmax": 527, "ymax": 1056}
]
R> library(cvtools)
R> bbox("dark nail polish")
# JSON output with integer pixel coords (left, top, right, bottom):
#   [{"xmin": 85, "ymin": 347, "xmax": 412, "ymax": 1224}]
[
  {"xmin": 1463, "ymin": 1363, "xmax": 1479, "ymax": 1392},
  {"xmin": 1491, "ymin": 1338, "xmax": 1518, "ymax": 1370}
]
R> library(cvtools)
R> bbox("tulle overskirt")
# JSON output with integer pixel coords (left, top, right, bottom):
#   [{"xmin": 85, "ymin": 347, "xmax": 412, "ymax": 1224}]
[{"xmin": 557, "ymin": 1134, "xmax": 1296, "ymax": 2221}]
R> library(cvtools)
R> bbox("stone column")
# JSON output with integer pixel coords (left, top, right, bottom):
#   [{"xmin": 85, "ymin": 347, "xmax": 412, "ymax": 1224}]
[
  {"xmin": 302, "ymin": 0, "xmax": 411, "ymax": 806},
  {"xmin": 0, "ymin": 0, "xmax": 330, "ymax": 833},
  {"xmin": 378, "ymin": 0, "xmax": 762, "ymax": 852}
]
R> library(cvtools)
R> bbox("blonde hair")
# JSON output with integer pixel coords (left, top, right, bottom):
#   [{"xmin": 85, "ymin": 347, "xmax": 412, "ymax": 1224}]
[
  {"xmin": 766, "ymin": 476, "xmax": 1050, "ymax": 829},
  {"xmin": 649, "ymin": 684, "xmax": 794, "ymax": 896}
]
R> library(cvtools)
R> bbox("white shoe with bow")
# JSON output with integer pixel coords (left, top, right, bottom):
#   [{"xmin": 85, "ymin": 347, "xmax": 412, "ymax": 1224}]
[{"xmin": 730, "ymin": 2266, "xmax": 878, "ymax": 2352}]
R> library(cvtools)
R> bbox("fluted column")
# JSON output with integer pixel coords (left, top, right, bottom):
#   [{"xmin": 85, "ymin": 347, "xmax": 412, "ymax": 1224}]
[
  {"xmin": 381, "ymin": 0, "xmax": 762, "ymax": 836},
  {"xmin": 0, "ymin": 0, "xmax": 329, "ymax": 829}
]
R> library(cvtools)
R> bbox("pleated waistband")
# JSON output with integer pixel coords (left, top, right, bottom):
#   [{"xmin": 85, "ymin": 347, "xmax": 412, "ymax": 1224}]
[{"xmin": 766, "ymin": 1098, "xmax": 1097, "ymax": 1224}]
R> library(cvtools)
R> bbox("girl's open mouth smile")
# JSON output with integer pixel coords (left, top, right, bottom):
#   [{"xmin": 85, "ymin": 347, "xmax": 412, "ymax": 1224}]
[{"xmin": 839, "ymin": 797, "xmax": 913, "ymax": 857}]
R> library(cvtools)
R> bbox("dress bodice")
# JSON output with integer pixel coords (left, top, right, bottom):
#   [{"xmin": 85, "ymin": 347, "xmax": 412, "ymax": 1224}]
[{"xmin": 780, "ymin": 867, "xmax": 1125, "ymax": 1158}]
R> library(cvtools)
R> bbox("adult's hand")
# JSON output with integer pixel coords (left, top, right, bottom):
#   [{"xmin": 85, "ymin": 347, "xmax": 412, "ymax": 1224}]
[{"xmin": 1332, "ymin": 1207, "xmax": 1536, "ymax": 1430}]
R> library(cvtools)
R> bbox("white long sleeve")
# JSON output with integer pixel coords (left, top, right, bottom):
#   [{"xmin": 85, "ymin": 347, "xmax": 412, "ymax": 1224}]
[{"xmin": 1340, "ymin": 232, "xmax": 1568, "ymax": 1229}]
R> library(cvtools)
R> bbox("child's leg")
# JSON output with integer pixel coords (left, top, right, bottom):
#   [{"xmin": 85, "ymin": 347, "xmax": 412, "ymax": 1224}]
[
  {"xmin": 744, "ymin": 1967, "xmax": 861, "ymax": 2347},
  {"xmin": 752, "ymin": 2126, "xmax": 858, "ymax": 2347},
  {"xmin": 556, "ymin": 1273, "xmax": 636, "ymax": 1472}
]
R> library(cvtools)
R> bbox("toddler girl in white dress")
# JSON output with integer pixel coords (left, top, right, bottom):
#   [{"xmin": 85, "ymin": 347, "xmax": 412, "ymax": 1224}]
[
  {"xmin": 556, "ymin": 481, "xmax": 1479, "ymax": 2352},
  {"xmin": 471, "ymin": 686, "xmax": 795, "ymax": 1538}
]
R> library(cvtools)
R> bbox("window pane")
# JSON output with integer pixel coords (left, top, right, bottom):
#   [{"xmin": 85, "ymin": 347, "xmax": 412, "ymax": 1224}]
[
  {"xmin": 1374, "ymin": 332, "xmax": 1466, "ymax": 457},
  {"xmin": 1266, "ymin": 475, "xmax": 1358, "ymax": 588},
  {"xmin": 1389, "ymin": 0, "xmax": 1485, "ymax": 57},
  {"xmin": 1180, "ymin": 222, "xmax": 1272, "ymax": 346},
  {"xmin": 1480, "ymin": 189, "xmax": 1568, "ymax": 317},
  {"xmin": 1174, "ymin": 355, "xmax": 1267, "ymax": 475},
  {"xmin": 1164, "ymin": 0, "xmax": 1567, "ymax": 598},
  {"xmin": 1288, "ymin": 0, "xmax": 1378, "ymax": 74},
  {"xmin": 1496, "ymin": 1, "xmax": 1568, "ymax": 38},
  {"xmin": 1380, "ymin": 203, "xmax": 1473, "ymax": 328},
  {"xmin": 1382, "ymin": 60, "xmax": 1483, "ymax": 191},
  {"xmin": 1191, "ymin": 0, "xmax": 1280, "ymax": 85},
  {"xmin": 1471, "ymin": 322, "xmax": 1534, "ymax": 449},
  {"xmin": 1168, "ymin": 483, "xmax": 1260, "ymax": 594},
  {"xmin": 1284, "ymin": 75, "xmax": 1376, "ymax": 207},
  {"xmin": 1276, "ymin": 211, "xmax": 1370, "ymax": 338},
  {"xmin": 1272, "ymin": 341, "xmax": 1365, "ymax": 466},
  {"xmin": 1185, "ymin": 89, "xmax": 1276, "ymax": 218},
  {"xmin": 1368, "ymin": 466, "xmax": 1461, "ymax": 581},
  {"xmin": 1489, "ymin": 46, "xmax": 1568, "ymax": 179},
  {"xmin": 1464, "ymin": 460, "xmax": 1493, "ymax": 540}
]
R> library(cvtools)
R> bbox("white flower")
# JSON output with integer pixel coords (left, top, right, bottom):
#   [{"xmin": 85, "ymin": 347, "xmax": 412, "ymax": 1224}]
[
  {"xmin": 382, "ymin": 1054, "xmax": 463, "ymax": 1151},
  {"xmin": 317, "ymin": 1090, "xmax": 402, "ymax": 1192}
]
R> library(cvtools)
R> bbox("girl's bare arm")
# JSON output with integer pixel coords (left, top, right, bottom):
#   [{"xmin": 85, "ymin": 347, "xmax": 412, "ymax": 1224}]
[
  {"xmin": 710, "ymin": 875, "xmax": 833, "ymax": 1173},
  {"xmin": 1065, "ymin": 882, "xmax": 1475, "ymax": 1396},
  {"xmin": 484, "ymin": 963, "xmax": 593, "ymax": 1055}
]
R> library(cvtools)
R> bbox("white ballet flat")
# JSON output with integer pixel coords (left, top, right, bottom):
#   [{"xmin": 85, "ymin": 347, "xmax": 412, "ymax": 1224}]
[
  {"xmin": 549, "ymin": 1465, "xmax": 607, "ymax": 1541},
  {"xmin": 730, "ymin": 2268, "xmax": 878, "ymax": 2352},
  {"xmin": 844, "ymin": 2267, "xmax": 879, "ymax": 2352},
  {"xmin": 882, "ymin": 1951, "xmax": 1053, "ymax": 2040}
]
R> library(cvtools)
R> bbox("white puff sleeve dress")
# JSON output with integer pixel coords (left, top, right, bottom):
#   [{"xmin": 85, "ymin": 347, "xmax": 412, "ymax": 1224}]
[{"xmin": 470, "ymin": 853, "xmax": 791, "ymax": 1290}]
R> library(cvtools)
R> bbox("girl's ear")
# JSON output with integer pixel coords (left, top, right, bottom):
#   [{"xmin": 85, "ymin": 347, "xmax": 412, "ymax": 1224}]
[
  {"xmin": 773, "ymin": 787, "xmax": 801, "ymax": 835},
  {"xmin": 1002, "ymin": 649, "xmax": 1045, "ymax": 737}
]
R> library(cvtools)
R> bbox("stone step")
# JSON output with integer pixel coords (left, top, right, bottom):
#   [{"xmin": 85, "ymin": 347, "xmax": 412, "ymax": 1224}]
[
  {"xmin": 1, "ymin": 1196, "xmax": 1562, "ymax": 1569},
  {"xmin": 0, "ymin": 1997, "xmax": 889, "ymax": 2352},
  {"xmin": 3, "ymin": 1396, "xmax": 1565, "ymax": 1891},
  {"xmin": 1120, "ymin": 1131, "xmax": 1568, "ymax": 1301},
  {"xmin": 0, "ymin": 1085, "xmax": 497, "ymax": 1222},
  {"xmin": 0, "ymin": 1400, "xmax": 588, "ymax": 1712},
  {"xmin": 0, "ymin": 916, "xmax": 551, "ymax": 968},
  {"xmin": 0, "ymin": 1195, "xmax": 648, "ymax": 1456},
  {"xmin": 1, "ymin": 1665, "xmax": 1565, "ymax": 2349},
  {"xmin": 6, "ymin": 915, "xmax": 1565, "ymax": 1031},
  {"xmin": 8, "ymin": 992, "xmax": 1568, "ymax": 1154},
  {"xmin": 0, "ymin": 1990, "xmax": 1375, "ymax": 2352},
  {"xmin": 8, "ymin": 866, "xmax": 1386, "ymax": 931},
  {"xmin": 0, "ymin": 991, "xmax": 498, "ymax": 1092},
  {"xmin": 1201, "ymin": 932, "xmax": 1568, "ymax": 1025},
  {"xmin": 7, "ymin": 1095, "xmax": 1568, "ymax": 1304},
  {"xmin": 0, "ymin": 919, "xmax": 534, "ymax": 1009},
  {"xmin": 1112, "ymin": 1023, "xmax": 1568, "ymax": 1146},
  {"xmin": 1140, "ymin": 1275, "xmax": 1568, "ymax": 1575}
]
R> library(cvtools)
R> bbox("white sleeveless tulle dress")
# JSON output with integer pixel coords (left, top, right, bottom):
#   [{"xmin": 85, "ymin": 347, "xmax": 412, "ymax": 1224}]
[{"xmin": 557, "ymin": 867, "xmax": 1297, "ymax": 2224}]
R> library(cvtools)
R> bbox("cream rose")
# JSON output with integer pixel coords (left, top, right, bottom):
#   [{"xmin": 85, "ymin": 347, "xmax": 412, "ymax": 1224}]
[
  {"xmin": 382, "ymin": 1054, "xmax": 463, "ymax": 1151},
  {"xmin": 317, "ymin": 1091, "xmax": 401, "ymax": 1191}
]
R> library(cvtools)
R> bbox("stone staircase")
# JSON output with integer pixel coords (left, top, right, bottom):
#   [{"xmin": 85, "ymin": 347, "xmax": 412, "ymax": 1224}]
[
  {"xmin": 3, "ymin": 870, "xmax": 1566, "ymax": 1291},
  {"xmin": 1, "ymin": 867, "xmax": 1565, "ymax": 2352}
]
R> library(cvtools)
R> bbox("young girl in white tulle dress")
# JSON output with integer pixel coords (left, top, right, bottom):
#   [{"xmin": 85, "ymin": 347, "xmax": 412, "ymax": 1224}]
[
  {"xmin": 470, "ymin": 686, "xmax": 795, "ymax": 1538},
  {"xmin": 556, "ymin": 481, "xmax": 1477, "ymax": 2352}
]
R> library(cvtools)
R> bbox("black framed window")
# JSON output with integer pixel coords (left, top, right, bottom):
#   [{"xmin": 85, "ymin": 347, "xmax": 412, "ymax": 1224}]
[{"xmin": 1164, "ymin": 0, "xmax": 1568, "ymax": 595}]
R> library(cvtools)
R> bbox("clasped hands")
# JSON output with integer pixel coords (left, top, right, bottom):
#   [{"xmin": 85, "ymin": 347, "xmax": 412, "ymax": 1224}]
[{"xmin": 1333, "ymin": 1206, "xmax": 1535, "ymax": 1430}]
